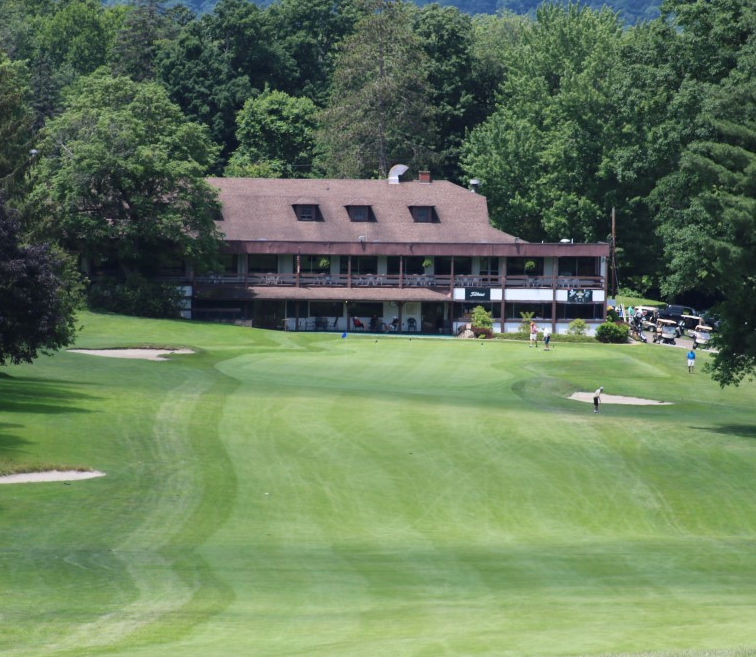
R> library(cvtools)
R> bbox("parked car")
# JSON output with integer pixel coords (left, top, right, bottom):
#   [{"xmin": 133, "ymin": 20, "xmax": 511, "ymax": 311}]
[
  {"xmin": 652, "ymin": 318, "xmax": 678, "ymax": 345},
  {"xmin": 659, "ymin": 304, "xmax": 697, "ymax": 325}
]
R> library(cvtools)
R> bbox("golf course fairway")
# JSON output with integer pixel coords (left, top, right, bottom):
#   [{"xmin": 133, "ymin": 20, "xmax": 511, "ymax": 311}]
[{"xmin": 1, "ymin": 312, "xmax": 756, "ymax": 657}]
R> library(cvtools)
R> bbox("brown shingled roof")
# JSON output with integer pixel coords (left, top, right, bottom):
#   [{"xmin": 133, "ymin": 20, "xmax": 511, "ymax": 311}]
[{"xmin": 207, "ymin": 177, "xmax": 517, "ymax": 245}]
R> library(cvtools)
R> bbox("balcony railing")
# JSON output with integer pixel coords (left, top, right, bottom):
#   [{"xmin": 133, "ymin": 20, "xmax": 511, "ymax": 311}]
[{"xmin": 192, "ymin": 272, "xmax": 605, "ymax": 290}]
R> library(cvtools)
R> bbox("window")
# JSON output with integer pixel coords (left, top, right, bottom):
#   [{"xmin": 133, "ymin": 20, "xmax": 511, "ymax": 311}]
[
  {"xmin": 558, "ymin": 257, "xmax": 598, "ymax": 277},
  {"xmin": 506, "ymin": 303, "xmax": 553, "ymax": 319},
  {"xmin": 347, "ymin": 205, "xmax": 373, "ymax": 222},
  {"xmin": 410, "ymin": 206, "xmax": 437, "ymax": 223},
  {"xmin": 507, "ymin": 257, "xmax": 544, "ymax": 276},
  {"xmin": 294, "ymin": 204, "xmax": 321, "ymax": 221},
  {"xmin": 479, "ymin": 257, "xmax": 499, "ymax": 276},
  {"xmin": 341, "ymin": 256, "xmax": 378, "ymax": 275},
  {"xmin": 218, "ymin": 254, "xmax": 237, "ymax": 274},
  {"xmin": 248, "ymin": 254, "xmax": 278, "ymax": 273},
  {"xmin": 557, "ymin": 303, "xmax": 603, "ymax": 320}
]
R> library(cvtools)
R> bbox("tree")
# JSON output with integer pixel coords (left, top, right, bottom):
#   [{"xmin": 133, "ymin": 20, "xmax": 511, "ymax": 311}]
[
  {"xmin": 0, "ymin": 52, "xmax": 34, "ymax": 194},
  {"xmin": 267, "ymin": 0, "xmax": 363, "ymax": 104},
  {"xmin": 111, "ymin": 0, "xmax": 179, "ymax": 81},
  {"xmin": 317, "ymin": 0, "xmax": 438, "ymax": 179},
  {"xmin": 155, "ymin": 16, "xmax": 252, "ymax": 165},
  {"xmin": 413, "ymin": 4, "xmax": 477, "ymax": 182},
  {"xmin": 463, "ymin": 3, "xmax": 626, "ymax": 241},
  {"xmin": 650, "ymin": 56, "xmax": 756, "ymax": 385},
  {"xmin": 226, "ymin": 87, "xmax": 318, "ymax": 178},
  {"xmin": 0, "ymin": 195, "xmax": 83, "ymax": 366},
  {"xmin": 34, "ymin": 0, "xmax": 111, "ymax": 77},
  {"xmin": 27, "ymin": 71, "xmax": 222, "ymax": 280}
]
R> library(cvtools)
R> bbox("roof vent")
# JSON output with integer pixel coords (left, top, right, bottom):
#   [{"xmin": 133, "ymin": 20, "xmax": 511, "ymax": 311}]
[
  {"xmin": 469, "ymin": 178, "xmax": 480, "ymax": 193},
  {"xmin": 388, "ymin": 164, "xmax": 409, "ymax": 184}
]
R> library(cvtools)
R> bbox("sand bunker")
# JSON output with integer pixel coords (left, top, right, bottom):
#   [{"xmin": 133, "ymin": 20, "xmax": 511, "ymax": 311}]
[
  {"xmin": 569, "ymin": 392, "xmax": 672, "ymax": 405},
  {"xmin": 68, "ymin": 348, "xmax": 193, "ymax": 361},
  {"xmin": 0, "ymin": 470, "xmax": 105, "ymax": 484}
]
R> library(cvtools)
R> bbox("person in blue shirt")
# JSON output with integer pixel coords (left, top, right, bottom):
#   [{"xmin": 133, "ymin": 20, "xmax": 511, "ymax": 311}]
[{"xmin": 687, "ymin": 349, "xmax": 696, "ymax": 373}]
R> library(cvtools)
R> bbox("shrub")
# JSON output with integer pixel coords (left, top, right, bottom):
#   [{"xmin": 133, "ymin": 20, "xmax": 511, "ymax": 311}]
[
  {"xmin": 471, "ymin": 305, "xmax": 493, "ymax": 330},
  {"xmin": 88, "ymin": 276, "xmax": 184, "ymax": 318},
  {"xmin": 567, "ymin": 318, "xmax": 588, "ymax": 335},
  {"xmin": 472, "ymin": 327, "xmax": 493, "ymax": 339},
  {"xmin": 595, "ymin": 321, "xmax": 630, "ymax": 343}
]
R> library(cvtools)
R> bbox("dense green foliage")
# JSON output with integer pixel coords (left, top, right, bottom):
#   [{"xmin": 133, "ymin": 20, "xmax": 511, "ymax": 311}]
[
  {"xmin": 26, "ymin": 72, "xmax": 222, "ymax": 280},
  {"xmin": 594, "ymin": 320, "xmax": 630, "ymax": 343},
  {"xmin": 1, "ymin": 0, "xmax": 755, "ymax": 379},
  {"xmin": 0, "ymin": 197, "xmax": 82, "ymax": 365}
]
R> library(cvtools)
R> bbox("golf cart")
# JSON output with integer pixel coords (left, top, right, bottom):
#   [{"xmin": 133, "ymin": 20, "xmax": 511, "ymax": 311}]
[
  {"xmin": 652, "ymin": 319, "xmax": 678, "ymax": 345},
  {"xmin": 691, "ymin": 324, "xmax": 713, "ymax": 349},
  {"xmin": 633, "ymin": 306, "xmax": 660, "ymax": 333},
  {"xmin": 678, "ymin": 314, "xmax": 704, "ymax": 338}
]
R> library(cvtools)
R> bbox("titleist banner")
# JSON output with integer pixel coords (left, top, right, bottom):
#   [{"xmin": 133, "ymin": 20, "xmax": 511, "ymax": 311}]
[{"xmin": 465, "ymin": 288, "xmax": 491, "ymax": 301}]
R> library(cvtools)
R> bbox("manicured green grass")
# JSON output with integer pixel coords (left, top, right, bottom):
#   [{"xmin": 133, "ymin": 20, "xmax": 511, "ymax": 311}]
[{"xmin": 2, "ymin": 312, "xmax": 756, "ymax": 657}]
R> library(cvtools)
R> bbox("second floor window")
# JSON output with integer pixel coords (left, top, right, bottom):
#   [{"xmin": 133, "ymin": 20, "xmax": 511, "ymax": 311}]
[
  {"xmin": 294, "ymin": 204, "xmax": 320, "ymax": 221},
  {"xmin": 347, "ymin": 205, "xmax": 372, "ymax": 222},
  {"xmin": 410, "ymin": 206, "xmax": 437, "ymax": 223}
]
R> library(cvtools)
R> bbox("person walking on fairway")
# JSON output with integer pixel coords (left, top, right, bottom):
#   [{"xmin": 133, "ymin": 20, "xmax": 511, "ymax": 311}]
[
  {"xmin": 543, "ymin": 326, "xmax": 551, "ymax": 351},
  {"xmin": 687, "ymin": 348, "xmax": 696, "ymax": 373},
  {"xmin": 529, "ymin": 321, "xmax": 538, "ymax": 348},
  {"xmin": 593, "ymin": 386, "xmax": 603, "ymax": 413}
]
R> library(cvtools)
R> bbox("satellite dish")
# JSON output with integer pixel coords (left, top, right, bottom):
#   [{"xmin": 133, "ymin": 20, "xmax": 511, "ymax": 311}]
[{"xmin": 388, "ymin": 164, "xmax": 409, "ymax": 184}]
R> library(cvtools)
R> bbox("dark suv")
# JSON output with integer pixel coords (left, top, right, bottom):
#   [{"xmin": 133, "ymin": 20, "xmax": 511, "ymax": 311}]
[{"xmin": 658, "ymin": 304, "xmax": 697, "ymax": 325}]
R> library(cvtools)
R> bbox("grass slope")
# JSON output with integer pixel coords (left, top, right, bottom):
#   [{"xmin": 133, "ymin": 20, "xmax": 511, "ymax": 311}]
[{"xmin": 1, "ymin": 312, "xmax": 756, "ymax": 656}]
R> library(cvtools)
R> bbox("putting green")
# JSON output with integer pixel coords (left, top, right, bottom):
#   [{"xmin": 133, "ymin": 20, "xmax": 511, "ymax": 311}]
[{"xmin": 1, "ymin": 313, "xmax": 756, "ymax": 656}]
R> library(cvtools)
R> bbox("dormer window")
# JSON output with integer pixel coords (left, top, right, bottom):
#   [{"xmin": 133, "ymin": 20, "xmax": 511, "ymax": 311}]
[
  {"xmin": 294, "ymin": 204, "xmax": 321, "ymax": 221},
  {"xmin": 410, "ymin": 205, "xmax": 437, "ymax": 223},
  {"xmin": 347, "ymin": 205, "xmax": 374, "ymax": 222}
]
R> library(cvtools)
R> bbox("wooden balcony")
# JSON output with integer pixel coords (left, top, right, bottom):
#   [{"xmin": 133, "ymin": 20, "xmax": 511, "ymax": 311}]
[{"xmin": 192, "ymin": 272, "xmax": 605, "ymax": 290}]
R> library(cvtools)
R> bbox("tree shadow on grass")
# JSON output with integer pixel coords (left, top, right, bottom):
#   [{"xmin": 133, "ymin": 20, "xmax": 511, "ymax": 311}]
[
  {"xmin": 0, "ymin": 376, "xmax": 100, "ymax": 416},
  {"xmin": 692, "ymin": 425, "xmax": 756, "ymax": 439},
  {"xmin": 0, "ymin": 424, "xmax": 32, "ymax": 453}
]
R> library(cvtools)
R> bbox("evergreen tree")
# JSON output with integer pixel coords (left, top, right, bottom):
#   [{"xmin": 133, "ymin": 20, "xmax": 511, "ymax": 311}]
[{"xmin": 317, "ymin": 0, "xmax": 438, "ymax": 179}]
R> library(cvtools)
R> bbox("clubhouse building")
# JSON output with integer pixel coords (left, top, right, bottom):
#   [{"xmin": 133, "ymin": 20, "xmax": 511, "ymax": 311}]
[{"xmin": 187, "ymin": 169, "xmax": 610, "ymax": 334}]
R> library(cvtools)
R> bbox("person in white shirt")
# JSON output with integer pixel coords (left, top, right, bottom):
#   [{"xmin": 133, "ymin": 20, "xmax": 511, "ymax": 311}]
[
  {"xmin": 593, "ymin": 387, "xmax": 603, "ymax": 413},
  {"xmin": 543, "ymin": 326, "xmax": 551, "ymax": 351}
]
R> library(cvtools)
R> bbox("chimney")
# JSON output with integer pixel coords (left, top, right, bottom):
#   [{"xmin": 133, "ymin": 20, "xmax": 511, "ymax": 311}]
[
  {"xmin": 470, "ymin": 179, "xmax": 480, "ymax": 193},
  {"xmin": 418, "ymin": 170, "xmax": 431, "ymax": 184}
]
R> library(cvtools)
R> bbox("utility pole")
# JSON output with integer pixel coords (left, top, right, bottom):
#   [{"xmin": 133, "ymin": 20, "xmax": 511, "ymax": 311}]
[{"xmin": 611, "ymin": 207, "xmax": 618, "ymax": 297}]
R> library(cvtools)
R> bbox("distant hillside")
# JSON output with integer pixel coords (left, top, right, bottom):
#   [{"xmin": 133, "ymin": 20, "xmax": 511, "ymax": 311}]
[{"xmin": 111, "ymin": 0, "xmax": 661, "ymax": 25}]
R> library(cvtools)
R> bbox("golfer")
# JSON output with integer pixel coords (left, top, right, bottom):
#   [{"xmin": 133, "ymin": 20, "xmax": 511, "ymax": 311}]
[
  {"xmin": 543, "ymin": 326, "xmax": 551, "ymax": 351},
  {"xmin": 593, "ymin": 386, "xmax": 603, "ymax": 413},
  {"xmin": 529, "ymin": 321, "xmax": 538, "ymax": 348},
  {"xmin": 687, "ymin": 348, "xmax": 696, "ymax": 373}
]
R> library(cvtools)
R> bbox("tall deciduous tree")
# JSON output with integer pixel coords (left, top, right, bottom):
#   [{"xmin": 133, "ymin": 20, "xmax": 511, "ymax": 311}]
[
  {"xmin": 0, "ymin": 52, "xmax": 34, "ymax": 194},
  {"xmin": 413, "ymin": 4, "xmax": 477, "ymax": 182},
  {"xmin": 155, "ymin": 17, "xmax": 252, "ymax": 165},
  {"xmin": 27, "ymin": 72, "xmax": 222, "ymax": 279},
  {"xmin": 463, "ymin": 3, "xmax": 626, "ymax": 242},
  {"xmin": 317, "ymin": 0, "xmax": 438, "ymax": 179},
  {"xmin": 226, "ymin": 87, "xmax": 318, "ymax": 178},
  {"xmin": 267, "ymin": 0, "xmax": 362, "ymax": 104},
  {"xmin": 0, "ymin": 196, "xmax": 82, "ymax": 366}
]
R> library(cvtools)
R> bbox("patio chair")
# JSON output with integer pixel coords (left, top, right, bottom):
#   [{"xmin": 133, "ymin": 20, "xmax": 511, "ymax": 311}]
[{"xmin": 407, "ymin": 318, "xmax": 417, "ymax": 332}]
